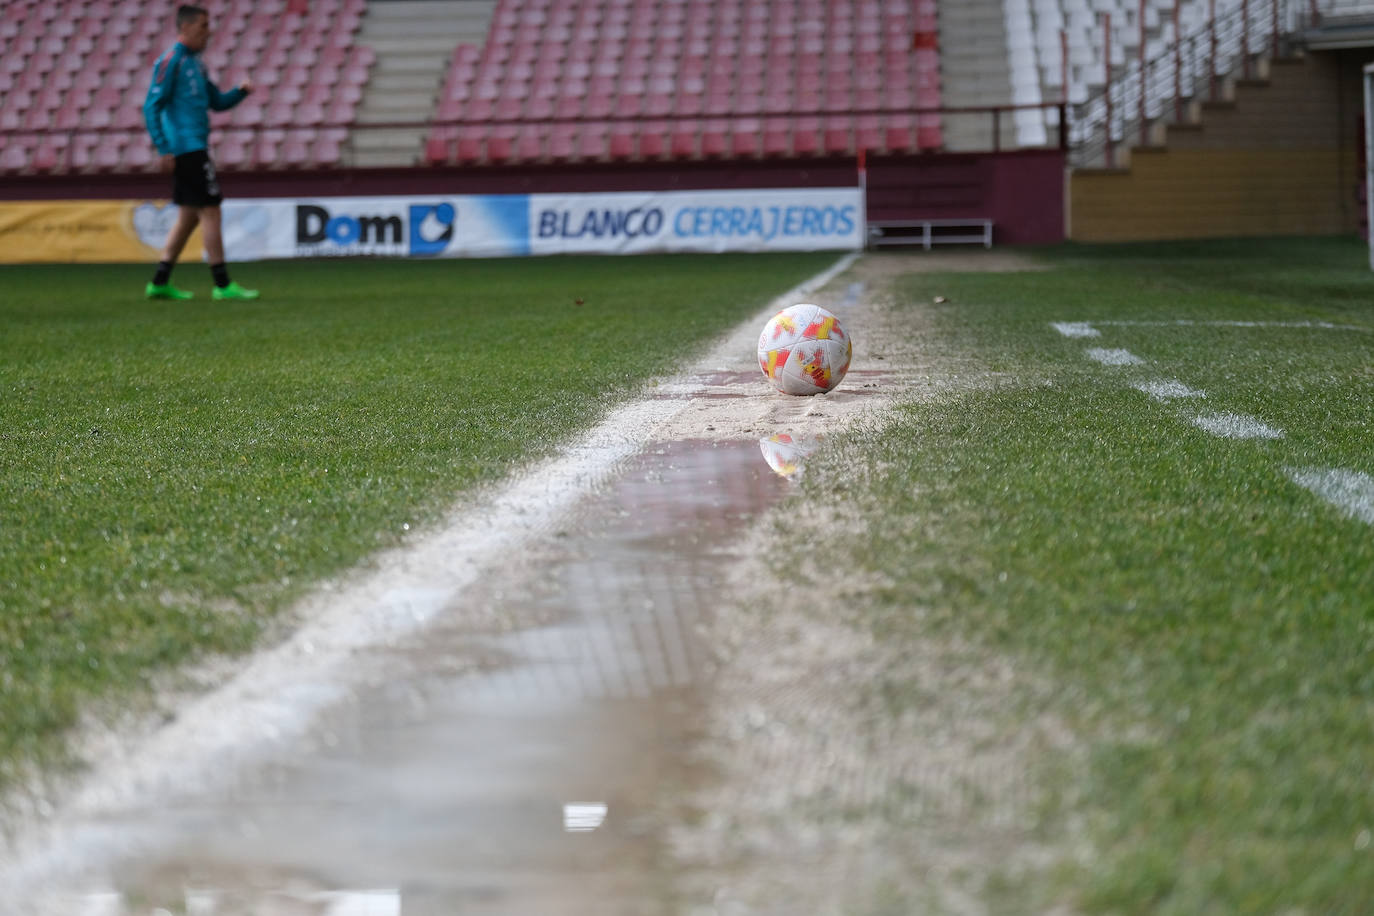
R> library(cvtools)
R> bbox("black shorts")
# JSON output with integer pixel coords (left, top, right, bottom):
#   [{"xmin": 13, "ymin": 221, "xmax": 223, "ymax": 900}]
[{"xmin": 172, "ymin": 149, "xmax": 223, "ymax": 207}]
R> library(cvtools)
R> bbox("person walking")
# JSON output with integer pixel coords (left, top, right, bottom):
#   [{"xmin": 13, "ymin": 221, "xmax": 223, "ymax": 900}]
[{"xmin": 142, "ymin": 4, "xmax": 259, "ymax": 301}]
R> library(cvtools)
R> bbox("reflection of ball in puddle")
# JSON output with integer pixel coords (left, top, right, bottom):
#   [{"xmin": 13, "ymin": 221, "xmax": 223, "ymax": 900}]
[{"xmin": 759, "ymin": 432, "xmax": 823, "ymax": 480}]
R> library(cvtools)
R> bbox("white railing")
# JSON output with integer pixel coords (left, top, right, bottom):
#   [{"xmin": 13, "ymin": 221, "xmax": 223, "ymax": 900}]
[{"xmin": 1065, "ymin": 0, "xmax": 1374, "ymax": 167}]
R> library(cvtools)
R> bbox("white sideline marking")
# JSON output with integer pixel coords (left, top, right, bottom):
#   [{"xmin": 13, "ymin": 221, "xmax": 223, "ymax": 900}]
[
  {"xmin": 1051, "ymin": 321, "xmax": 1100, "ymax": 338},
  {"xmin": 1132, "ymin": 379, "xmax": 1206, "ymax": 401},
  {"xmin": 1085, "ymin": 347, "xmax": 1144, "ymax": 366},
  {"xmin": 1287, "ymin": 468, "xmax": 1374, "ymax": 525},
  {"xmin": 563, "ymin": 802, "xmax": 609, "ymax": 832},
  {"xmin": 1191, "ymin": 412, "xmax": 1284, "ymax": 439},
  {"xmin": 1091, "ymin": 319, "xmax": 1370, "ymax": 333}
]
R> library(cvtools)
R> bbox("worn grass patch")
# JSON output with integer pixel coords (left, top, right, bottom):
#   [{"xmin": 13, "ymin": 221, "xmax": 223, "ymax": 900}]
[
  {"xmin": 786, "ymin": 237, "xmax": 1374, "ymax": 912},
  {"xmin": 0, "ymin": 253, "xmax": 835, "ymax": 784}
]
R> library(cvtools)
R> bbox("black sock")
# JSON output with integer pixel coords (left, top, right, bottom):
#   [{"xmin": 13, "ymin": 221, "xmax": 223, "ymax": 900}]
[
  {"xmin": 152, "ymin": 260, "xmax": 173, "ymax": 285},
  {"xmin": 210, "ymin": 263, "xmax": 230, "ymax": 288}
]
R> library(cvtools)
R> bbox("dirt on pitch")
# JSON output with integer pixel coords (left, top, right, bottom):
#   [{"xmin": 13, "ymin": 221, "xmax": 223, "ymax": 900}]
[{"xmin": 663, "ymin": 249, "xmax": 1088, "ymax": 916}]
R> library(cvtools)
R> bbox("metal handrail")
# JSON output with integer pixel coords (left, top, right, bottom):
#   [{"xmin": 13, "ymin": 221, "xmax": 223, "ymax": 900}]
[{"xmin": 1068, "ymin": 0, "xmax": 1293, "ymax": 167}]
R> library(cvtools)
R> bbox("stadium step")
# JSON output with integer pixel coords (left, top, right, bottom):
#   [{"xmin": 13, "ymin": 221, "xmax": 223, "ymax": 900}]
[
  {"xmin": 937, "ymin": 0, "xmax": 1017, "ymax": 152},
  {"xmin": 356, "ymin": 104, "xmax": 435, "ymax": 125},
  {"xmin": 370, "ymin": 73, "xmax": 444, "ymax": 94},
  {"xmin": 350, "ymin": 0, "xmax": 496, "ymax": 167},
  {"xmin": 367, "ymin": 35, "xmax": 463, "ymax": 56}
]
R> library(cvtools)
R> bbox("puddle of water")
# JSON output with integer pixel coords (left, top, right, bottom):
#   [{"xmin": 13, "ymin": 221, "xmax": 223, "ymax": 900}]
[{"xmin": 48, "ymin": 439, "xmax": 795, "ymax": 914}]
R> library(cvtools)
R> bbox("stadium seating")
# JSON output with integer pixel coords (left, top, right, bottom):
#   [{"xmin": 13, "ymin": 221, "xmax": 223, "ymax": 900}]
[
  {"xmin": 424, "ymin": 0, "xmax": 944, "ymax": 166},
  {"xmin": 0, "ymin": 0, "xmax": 371, "ymax": 174},
  {"xmin": 4, "ymin": 0, "xmax": 1283, "ymax": 174}
]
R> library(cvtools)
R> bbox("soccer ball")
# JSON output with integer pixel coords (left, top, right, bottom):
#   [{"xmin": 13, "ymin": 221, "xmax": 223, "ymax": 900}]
[
  {"xmin": 759, "ymin": 432, "xmax": 823, "ymax": 479},
  {"xmin": 757, "ymin": 303, "xmax": 852, "ymax": 395}
]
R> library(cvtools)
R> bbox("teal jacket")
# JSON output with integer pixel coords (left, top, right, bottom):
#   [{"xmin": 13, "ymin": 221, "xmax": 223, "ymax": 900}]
[{"xmin": 142, "ymin": 41, "xmax": 246, "ymax": 156}]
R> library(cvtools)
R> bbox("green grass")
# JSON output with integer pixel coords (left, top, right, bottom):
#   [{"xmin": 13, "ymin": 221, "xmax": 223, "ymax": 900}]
[
  {"xmin": 788, "ymin": 237, "xmax": 1374, "ymax": 912},
  {"xmin": 0, "ymin": 253, "xmax": 836, "ymax": 783}
]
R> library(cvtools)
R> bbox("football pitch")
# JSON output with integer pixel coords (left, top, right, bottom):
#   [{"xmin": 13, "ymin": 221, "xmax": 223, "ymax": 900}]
[{"xmin": 4, "ymin": 237, "xmax": 1374, "ymax": 911}]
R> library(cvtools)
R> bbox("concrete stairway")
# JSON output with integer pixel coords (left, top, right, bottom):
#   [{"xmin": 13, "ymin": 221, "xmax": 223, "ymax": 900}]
[
  {"xmin": 937, "ymin": 0, "xmax": 1018, "ymax": 152},
  {"xmin": 351, "ymin": 0, "xmax": 495, "ymax": 167}
]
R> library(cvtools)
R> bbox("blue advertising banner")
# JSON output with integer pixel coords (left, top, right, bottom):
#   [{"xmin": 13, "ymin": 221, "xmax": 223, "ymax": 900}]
[
  {"xmin": 529, "ymin": 188, "xmax": 863, "ymax": 254},
  {"xmin": 217, "ymin": 187, "xmax": 862, "ymax": 260},
  {"xmin": 221, "ymin": 194, "xmax": 530, "ymax": 260}
]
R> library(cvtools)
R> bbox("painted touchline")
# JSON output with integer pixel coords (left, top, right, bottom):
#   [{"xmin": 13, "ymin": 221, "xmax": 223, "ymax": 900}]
[
  {"xmin": 1131, "ymin": 379, "xmax": 1206, "ymax": 401},
  {"xmin": 1190, "ymin": 412, "xmax": 1284, "ymax": 440},
  {"xmin": 1050, "ymin": 322, "xmax": 1100, "ymax": 338},
  {"xmin": 1085, "ymin": 348, "xmax": 1145, "ymax": 366},
  {"xmin": 1087, "ymin": 319, "xmax": 1370, "ymax": 333},
  {"xmin": 1286, "ymin": 467, "xmax": 1374, "ymax": 525}
]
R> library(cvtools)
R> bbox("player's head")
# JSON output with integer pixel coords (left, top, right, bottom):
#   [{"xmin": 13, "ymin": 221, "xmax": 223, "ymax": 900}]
[{"xmin": 176, "ymin": 5, "xmax": 210, "ymax": 51}]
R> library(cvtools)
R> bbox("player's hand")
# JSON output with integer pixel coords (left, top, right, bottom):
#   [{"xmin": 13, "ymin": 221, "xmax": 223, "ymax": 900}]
[
  {"xmin": 159, "ymin": 154, "xmax": 174, "ymax": 173},
  {"xmin": 238, "ymin": 79, "xmax": 253, "ymax": 95}
]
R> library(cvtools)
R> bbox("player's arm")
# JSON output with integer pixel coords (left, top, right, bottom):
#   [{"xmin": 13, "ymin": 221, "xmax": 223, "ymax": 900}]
[
  {"xmin": 142, "ymin": 45, "xmax": 182, "ymax": 155},
  {"xmin": 206, "ymin": 76, "xmax": 252, "ymax": 111}
]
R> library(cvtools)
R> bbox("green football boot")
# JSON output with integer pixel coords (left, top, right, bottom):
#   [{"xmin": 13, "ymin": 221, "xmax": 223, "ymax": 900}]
[
  {"xmin": 145, "ymin": 281, "xmax": 194, "ymax": 300},
  {"xmin": 212, "ymin": 281, "xmax": 260, "ymax": 301}
]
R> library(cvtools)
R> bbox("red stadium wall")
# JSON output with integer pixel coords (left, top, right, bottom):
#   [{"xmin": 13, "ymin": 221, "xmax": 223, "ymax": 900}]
[
  {"xmin": 867, "ymin": 150, "xmax": 1064, "ymax": 246},
  {"xmin": 0, "ymin": 150, "xmax": 1065, "ymax": 247}
]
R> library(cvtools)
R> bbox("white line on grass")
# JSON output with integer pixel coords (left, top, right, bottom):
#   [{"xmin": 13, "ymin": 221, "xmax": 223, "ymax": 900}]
[
  {"xmin": 1085, "ymin": 348, "xmax": 1144, "ymax": 366},
  {"xmin": 1089, "ymin": 319, "xmax": 1371, "ymax": 333},
  {"xmin": 0, "ymin": 252, "xmax": 862, "ymax": 902},
  {"xmin": 1050, "ymin": 322, "xmax": 1100, "ymax": 338},
  {"xmin": 1286, "ymin": 468, "xmax": 1374, "ymax": 525},
  {"xmin": 1131, "ymin": 379, "xmax": 1206, "ymax": 401},
  {"xmin": 1190, "ymin": 412, "xmax": 1284, "ymax": 439}
]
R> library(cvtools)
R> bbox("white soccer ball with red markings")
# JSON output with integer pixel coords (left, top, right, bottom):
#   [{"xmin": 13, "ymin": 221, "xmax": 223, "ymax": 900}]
[{"xmin": 757, "ymin": 303, "xmax": 852, "ymax": 395}]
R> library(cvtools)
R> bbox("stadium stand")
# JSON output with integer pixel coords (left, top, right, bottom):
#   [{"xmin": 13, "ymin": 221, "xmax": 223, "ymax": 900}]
[
  {"xmin": 423, "ymin": 0, "xmax": 943, "ymax": 166},
  {"xmin": 0, "ymin": 0, "xmax": 371, "ymax": 174},
  {"xmin": 1024, "ymin": 0, "xmax": 1290, "ymax": 159},
  {"xmin": 3, "ymin": 0, "xmax": 1357, "ymax": 177}
]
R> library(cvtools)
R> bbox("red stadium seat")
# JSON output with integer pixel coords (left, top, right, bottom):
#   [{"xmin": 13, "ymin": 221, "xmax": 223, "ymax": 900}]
[
  {"xmin": 823, "ymin": 116, "xmax": 850, "ymax": 154},
  {"xmin": 548, "ymin": 122, "xmax": 577, "ymax": 160},
  {"xmin": 916, "ymin": 113, "xmax": 942, "ymax": 150},
  {"xmin": 608, "ymin": 122, "xmax": 636, "ymax": 159},
  {"xmin": 516, "ymin": 123, "xmax": 544, "ymax": 160},
  {"xmin": 31, "ymin": 135, "xmax": 68, "ymax": 172},
  {"xmin": 700, "ymin": 119, "xmax": 728, "ymax": 157},
  {"xmin": 123, "ymin": 140, "xmax": 156, "ymax": 171},
  {"xmin": 0, "ymin": 139, "xmax": 31, "ymax": 174},
  {"xmin": 793, "ymin": 116, "xmax": 820, "ymax": 155},
  {"xmin": 316, "ymin": 127, "xmax": 346, "ymax": 166},
  {"xmin": 883, "ymin": 115, "xmax": 914, "ymax": 153},
  {"xmin": 424, "ymin": 129, "xmax": 453, "ymax": 165},
  {"xmin": 638, "ymin": 120, "xmax": 668, "ymax": 158},
  {"xmin": 253, "ymin": 129, "xmax": 284, "ymax": 168},
  {"xmin": 91, "ymin": 136, "xmax": 125, "ymax": 171},
  {"xmin": 455, "ymin": 127, "xmax": 485, "ymax": 163},
  {"xmin": 762, "ymin": 118, "xmax": 790, "ymax": 156},
  {"xmin": 219, "ymin": 132, "xmax": 250, "ymax": 168},
  {"xmin": 731, "ymin": 119, "xmax": 760, "ymax": 157},
  {"xmin": 487, "ymin": 125, "xmax": 518, "ymax": 162},
  {"xmin": 669, "ymin": 120, "xmax": 697, "ymax": 158},
  {"xmin": 577, "ymin": 122, "xmax": 609, "ymax": 159},
  {"xmin": 280, "ymin": 129, "xmax": 312, "ymax": 167}
]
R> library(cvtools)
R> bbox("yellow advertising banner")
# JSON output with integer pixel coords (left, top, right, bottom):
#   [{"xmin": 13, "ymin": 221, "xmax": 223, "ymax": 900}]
[{"xmin": 0, "ymin": 200, "xmax": 204, "ymax": 263}]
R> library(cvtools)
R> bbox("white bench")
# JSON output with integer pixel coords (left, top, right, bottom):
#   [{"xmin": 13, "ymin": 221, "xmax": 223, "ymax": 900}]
[{"xmin": 866, "ymin": 218, "xmax": 994, "ymax": 250}]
